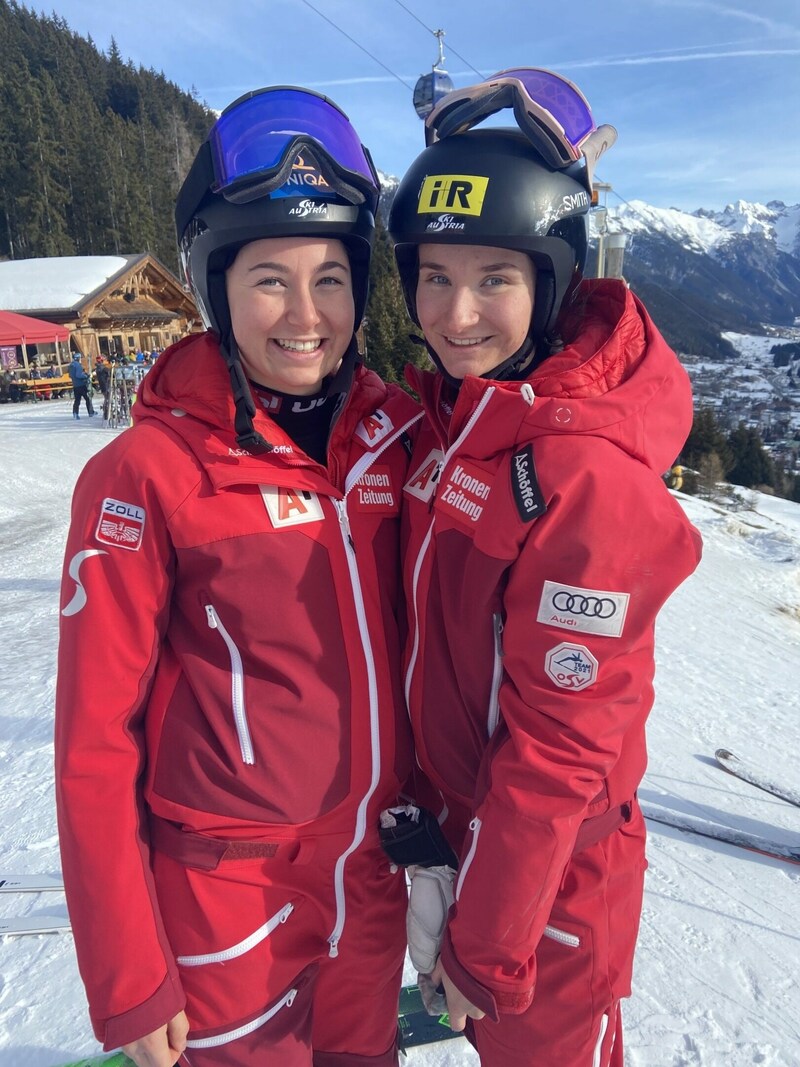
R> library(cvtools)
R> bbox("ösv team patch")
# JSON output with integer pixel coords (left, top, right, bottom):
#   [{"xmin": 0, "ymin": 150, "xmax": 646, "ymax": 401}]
[
  {"xmin": 95, "ymin": 498, "xmax": 146, "ymax": 551},
  {"xmin": 544, "ymin": 642, "xmax": 598, "ymax": 691}
]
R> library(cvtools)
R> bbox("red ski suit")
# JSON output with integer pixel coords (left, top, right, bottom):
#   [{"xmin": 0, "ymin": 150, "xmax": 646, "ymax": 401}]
[
  {"xmin": 402, "ymin": 280, "xmax": 702, "ymax": 1066},
  {"xmin": 55, "ymin": 333, "xmax": 422, "ymax": 1065}
]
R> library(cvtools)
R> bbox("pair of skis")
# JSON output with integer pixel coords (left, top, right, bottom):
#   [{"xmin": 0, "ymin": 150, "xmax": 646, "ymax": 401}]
[{"xmin": 642, "ymin": 748, "xmax": 800, "ymax": 865}]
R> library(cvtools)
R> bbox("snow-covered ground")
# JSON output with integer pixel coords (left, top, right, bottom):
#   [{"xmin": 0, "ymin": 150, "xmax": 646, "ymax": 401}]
[{"xmin": 0, "ymin": 399, "xmax": 799, "ymax": 1067}]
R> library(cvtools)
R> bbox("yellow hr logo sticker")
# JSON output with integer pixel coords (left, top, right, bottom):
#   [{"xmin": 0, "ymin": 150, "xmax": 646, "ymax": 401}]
[{"xmin": 417, "ymin": 174, "xmax": 490, "ymax": 216}]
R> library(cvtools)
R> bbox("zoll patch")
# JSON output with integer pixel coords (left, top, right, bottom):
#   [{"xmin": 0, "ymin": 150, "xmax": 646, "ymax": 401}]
[
  {"xmin": 544, "ymin": 642, "xmax": 598, "ymax": 691},
  {"xmin": 95, "ymin": 498, "xmax": 146, "ymax": 551}
]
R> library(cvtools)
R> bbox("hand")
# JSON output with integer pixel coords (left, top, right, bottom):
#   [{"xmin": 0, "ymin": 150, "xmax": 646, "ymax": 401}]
[
  {"xmin": 431, "ymin": 958, "xmax": 485, "ymax": 1032},
  {"xmin": 121, "ymin": 1011, "xmax": 189, "ymax": 1067}
]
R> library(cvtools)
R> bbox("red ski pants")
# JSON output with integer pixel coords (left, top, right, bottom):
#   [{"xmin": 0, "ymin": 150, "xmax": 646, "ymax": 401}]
[
  {"xmin": 466, "ymin": 804, "xmax": 647, "ymax": 1067},
  {"xmin": 151, "ymin": 828, "xmax": 408, "ymax": 1066}
]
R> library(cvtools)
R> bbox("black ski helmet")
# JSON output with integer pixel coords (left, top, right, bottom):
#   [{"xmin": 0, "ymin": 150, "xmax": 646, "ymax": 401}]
[
  {"xmin": 175, "ymin": 87, "xmax": 380, "ymax": 448},
  {"xmin": 388, "ymin": 128, "xmax": 591, "ymax": 375}
]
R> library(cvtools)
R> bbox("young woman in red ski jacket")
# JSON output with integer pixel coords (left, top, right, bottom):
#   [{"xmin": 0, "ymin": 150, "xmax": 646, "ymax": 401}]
[
  {"xmin": 55, "ymin": 87, "xmax": 420, "ymax": 1067},
  {"xmin": 388, "ymin": 69, "xmax": 702, "ymax": 1067}
]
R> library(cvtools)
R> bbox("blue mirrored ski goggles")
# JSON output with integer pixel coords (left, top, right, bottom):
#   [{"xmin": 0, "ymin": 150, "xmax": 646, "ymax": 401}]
[
  {"xmin": 425, "ymin": 67, "xmax": 597, "ymax": 169},
  {"xmin": 208, "ymin": 86, "xmax": 380, "ymax": 209}
]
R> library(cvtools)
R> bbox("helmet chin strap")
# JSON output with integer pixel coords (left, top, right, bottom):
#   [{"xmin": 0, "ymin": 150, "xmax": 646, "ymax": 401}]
[{"xmin": 219, "ymin": 332, "xmax": 274, "ymax": 452}]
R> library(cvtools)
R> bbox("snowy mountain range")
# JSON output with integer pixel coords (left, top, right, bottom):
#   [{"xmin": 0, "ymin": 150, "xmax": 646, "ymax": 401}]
[{"xmin": 377, "ymin": 171, "xmax": 800, "ymax": 361}]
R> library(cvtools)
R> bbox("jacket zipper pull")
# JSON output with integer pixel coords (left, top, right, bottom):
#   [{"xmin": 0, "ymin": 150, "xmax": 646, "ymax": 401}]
[{"xmin": 335, "ymin": 499, "xmax": 355, "ymax": 553}]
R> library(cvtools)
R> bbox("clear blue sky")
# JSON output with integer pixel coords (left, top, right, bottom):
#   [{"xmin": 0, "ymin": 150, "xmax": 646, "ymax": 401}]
[{"xmin": 47, "ymin": 0, "xmax": 800, "ymax": 212}]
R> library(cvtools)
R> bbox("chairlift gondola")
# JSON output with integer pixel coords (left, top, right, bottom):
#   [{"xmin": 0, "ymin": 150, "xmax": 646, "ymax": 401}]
[{"xmin": 413, "ymin": 29, "xmax": 454, "ymax": 120}]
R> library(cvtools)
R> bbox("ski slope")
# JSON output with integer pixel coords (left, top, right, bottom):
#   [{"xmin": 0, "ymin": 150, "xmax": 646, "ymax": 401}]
[{"xmin": 0, "ymin": 399, "xmax": 798, "ymax": 1067}]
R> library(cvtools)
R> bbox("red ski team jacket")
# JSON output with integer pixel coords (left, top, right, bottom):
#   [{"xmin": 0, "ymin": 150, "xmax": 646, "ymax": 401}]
[
  {"xmin": 55, "ymin": 332, "xmax": 421, "ymax": 1048},
  {"xmin": 401, "ymin": 279, "xmax": 703, "ymax": 1017}
]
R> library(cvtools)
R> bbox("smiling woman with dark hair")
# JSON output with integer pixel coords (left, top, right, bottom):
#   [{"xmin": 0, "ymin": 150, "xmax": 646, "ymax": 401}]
[{"xmin": 55, "ymin": 86, "xmax": 420, "ymax": 1067}]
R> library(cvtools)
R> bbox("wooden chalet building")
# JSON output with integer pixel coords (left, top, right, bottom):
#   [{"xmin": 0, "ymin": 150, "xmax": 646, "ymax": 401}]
[{"xmin": 0, "ymin": 253, "xmax": 201, "ymax": 367}]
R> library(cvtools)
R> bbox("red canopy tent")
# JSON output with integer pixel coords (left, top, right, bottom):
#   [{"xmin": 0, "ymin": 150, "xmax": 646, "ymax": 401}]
[{"xmin": 0, "ymin": 310, "xmax": 70, "ymax": 372}]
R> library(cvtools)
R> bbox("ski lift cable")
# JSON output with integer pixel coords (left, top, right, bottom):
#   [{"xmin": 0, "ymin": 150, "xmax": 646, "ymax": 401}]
[
  {"xmin": 391, "ymin": 0, "xmax": 485, "ymax": 78},
  {"xmin": 298, "ymin": 0, "xmax": 415, "ymax": 90}
]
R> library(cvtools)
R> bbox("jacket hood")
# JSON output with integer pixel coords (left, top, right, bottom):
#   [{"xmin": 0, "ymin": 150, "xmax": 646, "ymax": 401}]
[
  {"xmin": 134, "ymin": 331, "xmax": 390, "ymax": 455},
  {"xmin": 408, "ymin": 279, "xmax": 693, "ymax": 476}
]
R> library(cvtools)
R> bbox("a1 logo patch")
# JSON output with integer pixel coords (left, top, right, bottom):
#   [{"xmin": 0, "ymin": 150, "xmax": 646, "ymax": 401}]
[
  {"xmin": 355, "ymin": 408, "xmax": 394, "ymax": 448},
  {"xmin": 404, "ymin": 449, "xmax": 444, "ymax": 504},
  {"xmin": 261, "ymin": 485, "xmax": 324, "ymax": 528}
]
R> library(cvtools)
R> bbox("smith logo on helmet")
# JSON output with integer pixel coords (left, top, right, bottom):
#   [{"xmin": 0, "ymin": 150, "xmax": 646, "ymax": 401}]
[{"xmin": 417, "ymin": 174, "xmax": 490, "ymax": 216}]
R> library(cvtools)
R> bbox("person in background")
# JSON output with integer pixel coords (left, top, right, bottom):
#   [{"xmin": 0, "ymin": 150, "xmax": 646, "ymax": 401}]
[
  {"xmin": 388, "ymin": 67, "xmax": 702, "ymax": 1066},
  {"xmin": 67, "ymin": 354, "xmax": 96, "ymax": 419},
  {"xmin": 95, "ymin": 356, "xmax": 111, "ymax": 420},
  {"xmin": 55, "ymin": 85, "xmax": 419, "ymax": 1067}
]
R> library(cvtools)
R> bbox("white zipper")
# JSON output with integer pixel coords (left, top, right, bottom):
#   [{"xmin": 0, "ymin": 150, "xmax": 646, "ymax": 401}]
[
  {"xmin": 487, "ymin": 613, "xmax": 504, "ymax": 738},
  {"xmin": 177, "ymin": 903, "xmax": 294, "ymax": 967},
  {"xmin": 455, "ymin": 817, "xmax": 482, "ymax": 900},
  {"xmin": 205, "ymin": 604, "xmax": 255, "ymax": 765},
  {"xmin": 543, "ymin": 923, "xmax": 581, "ymax": 948},
  {"xmin": 404, "ymin": 387, "xmax": 496, "ymax": 715},
  {"xmin": 185, "ymin": 987, "xmax": 297, "ymax": 1048},
  {"xmin": 324, "ymin": 411, "xmax": 423, "ymax": 959}
]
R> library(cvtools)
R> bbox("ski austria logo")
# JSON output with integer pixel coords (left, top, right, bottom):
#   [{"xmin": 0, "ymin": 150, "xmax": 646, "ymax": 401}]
[
  {"xmin": 544, "ymin": 642, "xmax": 598, "ymax": 691},
  {"xmin": 261, "ymin": 485, "xmax": 324, "ymax": 528},
  {"xmin": 426, "ymin": 214, "xmax": 466, "ymax": 233},
  {"xmin": 435, "ymin": 459, "xmax": 492, "ymax": 524},
  {"xmin": 404, "ymin": 448, "xmax": 444, "ymax": 503},
  {"xmin": 62, "ymin": 549, "xmax": 108, "ymax": 617},
  {"xmin": 288, "ymin": 199, "xmax": 328, "ymax": 218},
  {"xmin": 95, "ymin": 498, "xmax": 146, "ymax": 551},
  {"xmin": 355, "ymin": 408, "xmax": 394, "ymax": 448},
  {"xmin": 537, "ymin": 580, "xmax": 629, "ymax": 638},
  {"xmin": 417, "ymin": 174, "xmax": 490, "ymax": 217}
]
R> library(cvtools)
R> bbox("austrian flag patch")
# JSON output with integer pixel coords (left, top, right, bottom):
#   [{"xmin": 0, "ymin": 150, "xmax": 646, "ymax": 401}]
[{"xmin": 95, "ymin": 498, "xmax": 146, "ymax": 551}]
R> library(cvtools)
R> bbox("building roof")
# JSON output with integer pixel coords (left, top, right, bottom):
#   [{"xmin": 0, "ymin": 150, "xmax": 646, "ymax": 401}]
[{"xmin": 0, "ymin": 255, "xmax": 145, "ymax": 314}]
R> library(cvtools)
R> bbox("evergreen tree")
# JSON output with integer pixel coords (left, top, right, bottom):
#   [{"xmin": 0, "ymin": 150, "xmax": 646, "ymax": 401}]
[
  {"xmin": 725, "ymin": 424, "xmax": 776, "ymax": 490},
  {"xmin": 363, "ymin": 219, "xmax": 427, "ymax": 385}
]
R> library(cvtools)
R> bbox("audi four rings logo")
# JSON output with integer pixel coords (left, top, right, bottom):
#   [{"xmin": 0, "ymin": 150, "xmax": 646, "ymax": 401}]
[
  {"xmin": 536, "ymin": 580, "xmax": 630, "ymax": 639},
  {"xmin": 552, "ymin": 591, "xmax": 618, "ymax": 619}
]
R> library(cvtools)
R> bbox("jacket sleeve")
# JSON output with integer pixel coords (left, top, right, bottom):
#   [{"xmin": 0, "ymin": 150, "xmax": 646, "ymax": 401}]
[
  {"xmin": 442, "ymin": 440, "xmax": 702, "ymax": 1016},
  {"xmin": 55, "ymin": 430, "xmax": 192, "ymax": 1048}
]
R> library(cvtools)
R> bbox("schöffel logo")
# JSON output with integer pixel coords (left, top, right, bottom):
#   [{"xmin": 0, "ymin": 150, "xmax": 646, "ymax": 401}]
[
  {"xmin": 511, "ymin": 445, "xmax": 546, "ymax": 522},
  {"xmin": 537, "ymin": 580, "xmax": 630, "ymax": 638},
  {"xmin": 417, "ymin": 175, "xmax": 490, "ymax": 216}
]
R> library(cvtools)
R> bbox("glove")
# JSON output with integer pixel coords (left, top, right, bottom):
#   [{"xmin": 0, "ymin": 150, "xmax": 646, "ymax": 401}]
[{"xmin": 406, "ymin": 863, "xmax": 456, "ymax": 975}]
